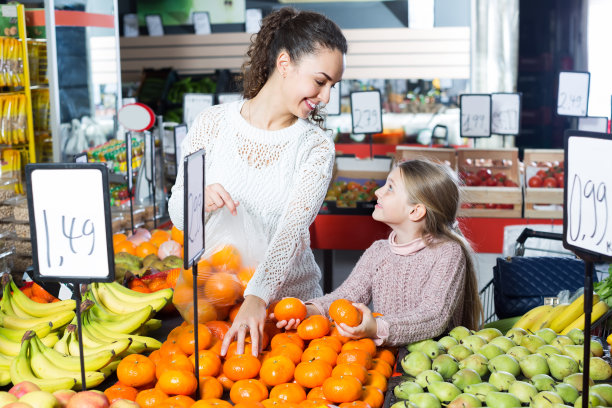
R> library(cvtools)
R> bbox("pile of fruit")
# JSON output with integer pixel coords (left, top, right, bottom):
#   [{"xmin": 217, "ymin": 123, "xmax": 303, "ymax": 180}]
[
  {"xmin": 594, "ymin": 265, "xmax": 612, "ymax": 308},
  {"xmin": 527, "ymin": 162, "xmax": 564, "ymax": 189},
  {"xmin": 459, "ymin": 169, "xmax": 518, "ymax": 210},
  {"xmin": 20, "ymin": 282, "xmax": 60, "ymax": 304},
  {"xmin": 85, "ymin": 138, "xmax": 144, "ymax": 174},
  {"xmin": 324, "ymin": 180, "xmax": 380, "ymax": 208}
]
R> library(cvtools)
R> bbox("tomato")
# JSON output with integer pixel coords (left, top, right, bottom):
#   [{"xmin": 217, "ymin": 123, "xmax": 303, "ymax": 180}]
[
  {"xmin": 543, "ymin": 177, "xmax": 558, "ymax": 188},
  {"xmin": 477, "ymin": 168, "xmax": 492, "ymax": 180},
  {"xmin": 555, "ymin": 172, "xmax": 564, "ymax": 188},
  {"xmin": 485, "ymin": 203, "xmax": 497, "ymax": 209},
  {"xmin": 504, "ymin": 179, "xmax": 518, "ymax": 187},
  {"xmin": 536, "ymin": 169, "xmax": 549, "ymax": 179},
  {"xmin": 485, "ymin": 178, "xmax": 498, "ymax": 186},
  {"xmin": 528, "ymin": 176, "xmax": 543, "ymax": 188},
  {"xmin": 494, "ymin": 172, "xmax": 507, "ymax": 182},
  {"xmin": 498, "ymin": 204, "xmax": 514, "ymax": 209},
  {"xmin": 460, "ymin": 203, "xmax": 473, "ymax": 209},
  {"xmin": 465, "ymin": 175, "xmax": 481, "ymax": 186}
]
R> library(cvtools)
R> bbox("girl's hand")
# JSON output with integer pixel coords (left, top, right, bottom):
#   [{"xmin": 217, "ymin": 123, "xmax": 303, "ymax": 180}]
[
  {"xmin": 205, "ymin": 183, "xmax": 239, "ymax": 215},
  {"xmin": 221, "ymin": 295, "xmax": 267, "ymax": 357},
  {"xmin": 271, "ymin": 304, "xmax": 319, "ymax": 330},
  {"xmin": 336, "ymin": 303, "xmax": 378, "ymax": 339}
]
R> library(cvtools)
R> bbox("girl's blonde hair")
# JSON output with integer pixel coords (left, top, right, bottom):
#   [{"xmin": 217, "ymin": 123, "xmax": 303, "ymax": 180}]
[{"xmin": 398, "ymin": 159, "xmax": 483, "ymax": 330}]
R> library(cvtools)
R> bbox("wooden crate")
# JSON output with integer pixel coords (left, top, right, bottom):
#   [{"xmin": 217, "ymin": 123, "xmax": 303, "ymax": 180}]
[
  {"xmin": 394, "ymin": 146, "xmax": 457, "ymax": 170},
  {"xmin": 457, "ymin": 148, "xmax": 522, "ymax": 218},
  {"xmin": 523, "ymin": 149, "xmax": 564, "ymax": 219}
]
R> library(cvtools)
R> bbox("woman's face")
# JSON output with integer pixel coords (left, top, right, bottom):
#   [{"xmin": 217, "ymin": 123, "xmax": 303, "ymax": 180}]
[{"xmin": 283, "ymin": 48, "xmax": 345, "ymax": 119}]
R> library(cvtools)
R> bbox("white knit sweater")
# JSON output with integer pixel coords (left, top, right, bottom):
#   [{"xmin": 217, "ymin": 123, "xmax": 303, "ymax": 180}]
[{"xmin": 168, "ymin": 100, "xmax": 333, "ymax": 305}]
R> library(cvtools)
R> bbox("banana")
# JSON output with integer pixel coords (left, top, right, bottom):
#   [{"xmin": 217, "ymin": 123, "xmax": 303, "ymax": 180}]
[
  {"xmin": 9, "ymin": 337, "xmax": 76, "ymax": 392},
  {"xmin": 0, "ymin": 332, "xmax": 27, "ymax": 356},
  {"xmin": 67, "ymin": 330, "xmax": 131, "ymax": 357},
  {"xmin": 9, "ymin": 280, "xmax": 76, "ymax": 317},
  {"xmin": 513, "ymin": 304, "xmax": 553, "ymax": 332},
  {"xmin": 53, "ymin": 329, "xmax": 70, "ymax": 355},
  {"xmin": 0, "ymin": 352, "xmax": 12, "ymax": 369},
  {"xmin": 525, "ymin": 305, "xmax": 556, "ymax": 333},
  {"xmin": 82, "ymin": 317, "xmax": 148, "ymax": 354},
  {"xmin": 86, "ymin": 306, "xmax": 153, "ymax": 334},
  {"xmin": 0, "ymin": 323, "xmax": 52, "ymax": 343},
  {"xmin": 99, "ymin": 360, "xmax": 120, "ymax": 377},
  {"xmin": 86, "ymin": 317, "xmax": 161, "ymax": 351},
  {"xmin": 0, "ymin": 367, "xmax": 10, "ymax": 386},
  {"xmin": 560, "ymin": 300, "xmax": 610, "ymax": 335},
  {"xmin": 539, "ymin": 304, "xmax": 569, "ymax": 330},
  {"xmin": 40, "ymin": 331, "xmax": 60, "ymax": 348},
  {"xmin": 0, "ymin": 285, "xmax": 29, "ymax": 319},
  {"xmin": 0, "ymin": 310, "xmax": 74, "ymax": 331},
  {"xmin": 93, "ymin": 283, "xmax": 169, "ymax": 314},
  {"xmin": 32, "ymin": 336, "xmax": 114, "ymax": 372},
  {"xmin": 140, "ymin": 318, "xmax": 162, "ymax": 334},
  {"xmin": 105, "ymin": 281, "xmax": 173, "ymax": 303},
  {"xmin": 550, "ymin": 293, "xmax": 600, "ymax": 333}
]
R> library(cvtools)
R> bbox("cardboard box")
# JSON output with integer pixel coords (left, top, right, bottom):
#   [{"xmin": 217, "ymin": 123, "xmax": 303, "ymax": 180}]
[{"xmin": 523, "ymin": 149, "xmax": 564, "ymax": 219}]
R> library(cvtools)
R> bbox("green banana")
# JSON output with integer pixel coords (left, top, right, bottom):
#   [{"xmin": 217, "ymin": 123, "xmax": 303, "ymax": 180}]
[
  {"xmin": 32, "ymin": 336, "xmax": 114, "ymax": 372},
  {"xmin": 9, "ymin": 281, "xmax": 75, "ymax": 317},
  {"xmin": 0, "ymin": 310, "xmax": 74, "ymax": 331}
]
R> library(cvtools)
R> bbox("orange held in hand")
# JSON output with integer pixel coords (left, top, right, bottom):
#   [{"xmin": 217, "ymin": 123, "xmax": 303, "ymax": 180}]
[
  {"xmin": 273, "ymin": 298, "xmax": 307, "ymax": 322},
  {"xmin": 329, "ymin": 299, "xmax": 362, "ymax": 327},
  {"xmin": 117, "ymin": 354, "xmax": 156, "ymax": 388}
]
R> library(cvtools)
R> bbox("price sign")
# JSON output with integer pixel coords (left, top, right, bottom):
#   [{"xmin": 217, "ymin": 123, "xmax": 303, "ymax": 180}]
[
  {"xmin": 578, "ymin": 116, "xmax": 608, "ymax": 133},
  {"xmin": 145, "ymin": 14, "xmax": 164, "ymax": 37},
  {"xmin": 118, "ymin": 103, "xmax": 155, "ymax": 132},
  {"xmin": 73, "ymin": 153, "xmax": 88, "ymax": 163},
  {"xmin": 557, "ymin": 71, "xmax": 590, "ymax": 117},
  {"xmin": 174, "ymin": 124, "xmax": 188, "ymax": 173},
  {"xmin": 491, "ymin": 93, "xmax": 521, "ymax": 135},
  {"xmin": 183, "ymin": 93, "xmax": 214, "ymax": 129},
  {"xmin": 350, "ymin": 90, "xmax": 382, "ymax": 134},
  {"xmin": 563, "ymin": 130, "xmax": 612, "ymax": 261},
  {"xmin": 123, "ymin": 13, "xmax": 139, "ymax": 38},
  {"xmin": 217, "ymin": 93, "xmax": 242, "ymax": 105},
  {"xmin": 326, "ymin": 85, "xmax": 341, "ymax": 116},
  {"xmin": 246, "ymin": 8, "xmax": 263, "ymax": 34},
  {"xmin": 460, "ymin": 94, "xmax": 491, "ymax": 138},
  {"xmin": 25, "ymin": 164, "xmax": 114, "ymax": 283},
  {"xmin": 183, "ymin": 149, "xmax": 205, "ymax": 269},
  {"xmin": 193, "ymin": 11, "xmax": 211, "ymax": 35}
]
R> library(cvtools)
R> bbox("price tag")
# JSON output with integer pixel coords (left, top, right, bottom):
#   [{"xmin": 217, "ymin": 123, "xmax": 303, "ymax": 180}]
[
  {"xmin": 350, "ymin": 90, "xmax": 382, "ymax": 134},
  {"xmin": 578, "ymin": 116, "xmax": 608, "ymax": 133},
  {"xmin": 557, "ymin": 71, "xmax": 590, "ymax": 117},
  {"xmin": 563, "ymin": 130, "xmax": 612, "ymax": 261},
  {"xmin": 246, "ymin": 9, "xmax": 263, "ymax": 34},
  {"xmin": 193, "ymin": 11, "xmax": 211, "ymax": 35},
  {"xmin": 123, "ymin": 13, "xmax": 139, "ymax": 37},
  {"xmin": 183, "ymin": 93, "xmax": 214, "ymax": 129},
  {"xmin": 217, "ymin": 93, "xmax": 242, "ymax": 105},
  {"xmin": 118, "ymin": 103, "xmax": 155, "ymax": 132},
  {"xmin": 491, "ymin": 93, "xmax": 521, "ymax": 135},
  {"xmin": 74, "ymin": 153, "xmax": 88, "ymax": 163},
  {"xmin": 145, "ymin": 14, "xmax": 164, "ymax": 37},
  {"xmin": 25, "ymin": 164, "xmax": 115, "ymax": 283},
  {"xmin": 183, "ymin": 149, "xmax": 206, "ymax": 269},
  {"xmin": 326, "ymin": 85, "xmax": 341, "ymax": 116},
  {"xmin": 460, "ymin": 94, "xmax": 492, "ymax": 138}
]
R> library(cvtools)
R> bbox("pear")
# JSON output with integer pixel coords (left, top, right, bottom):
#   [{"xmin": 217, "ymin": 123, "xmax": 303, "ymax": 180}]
[
  {"xmin": 458, "ymin": 353, "xmax": 489, "ymax": 377},
  {"xmin": 531, "ymin": 390, "xmax": 563, "ymax": 408},
  {"xmin": 478, "ymin": 343, "xmax": 504, "ymax": 361},
  {"xmin": 407, "ymin": 339, "xmax": 430, "ymax": 352},
  {"xmin": 505, "ymin": 327, "xmax": 528, "ymax": 344},
  {"xmin": 520, "ymin": 334, "xmax": 547, "ymax": 353},
  {"xmin": 590, "ymin": 340, "xmax": 604, "ymax": 357},
  {"xmin": 415, "ymin": 370, "xmax": 444, "ymax": 389},
  {"xmin": 463, "ymin": 383, "xmax": 498, "ymax": 402},
  {"xmin": 432, "ymin": 354, "xmax": 459, "ymax": 379},
  {"xmin": 450, "ymin": 326, "xmax": 472, "ymax": 341},
  {"xmin": 573, "ymin": 393, "xmax": 605, "ymax": 408},
  {"xmin": 447, "ymin": 393, "xmax": 482, "ymax": 408},
  {"xmin": 590, "ymin": 383, "xmax": 612, "ymax": 406},
  {"xmin": 448, "ymin": 344, "xmax": 473, "ymax": 361},
  {"xmin": 566, "ymin": 328, "xmax": 584, "ymax": 345},
  {"xmin": 587, "ymin": 356, "xmax": 612, "ymax": 381},
  {"xmin": 507, "ymin": 345, "xmax": 531, "ymax": 361},
  {"xmin": 553, "ymin": 383, "xmax": 579, "ymax": 405},
  {"xmin": 475, "ymin": 327, "xmax": 502, "ymax": 342},
  {"xmin": 401, "ymin": 351, "xmax": 431, "ymax": 377},
  {"xmin": 408, "ymin": 392, "xmax": 441, "ymax": 408},
  {"xmin": 551, "ymin": 335, "xmax": 575, "ymax": 349},
  {"xmin": 391, "ymin": 401, "xmax": 418, "ymax": 408},
  {"xmin": 394, "ymin": 381, "xmax": 424, "ymax": 400},
  {"xmin": 422, "ymin": 341, "xmax": 446, "ymax": 359},
  {"xmin": 427, "ymin": 382, "xmax": 461, "ymax": 404},
  {"xmin": 485, "ymin": 391, "xmax": 520, "ymax": 408},
  {"xmin": 551, "ymin": 404, "xmax": 573, "ymax": 408},
  {"xmin": 488, "ymin": 371, "xmax": 516, "ymax": 391},
  {"xmin": 519, "ymin": 353, "xmax": 549, "ymax": 378},
  {"xmin": 508, "ymin": 380, "xmax": 538, "ymax": 404},
  {"xmin": 563, "ymin": 373, "xmax": 593, "ymax": 392},
  {"xmin": 451, "ymin": 369, "xmax": 481, "ymax": 392},
  {"xmin": 460, "ymin": 335, "xmax": 487, "ymax": 353},
  {"xmin": 536, "ymin": 328, "xmax": 559, "ymax": 344},
  {"xmin": 439, "ymin": 336, "xmax": 459, "ymax": 351},
  {"xmin": 488, "ymin": 354, "xmax": 520, "ymax": 377},
  {"xmin": 547, "ymin": 353, "xmax": 579, "ymax": 380},
  {"xmin": 537, "ymin": 344, "xmax": 562, "ymax": 358},
  {"xmin": 531, "ymin": 373, "xmax": 556, "ymax": 391},
  {"xmin": 489, "ymin": 336, "xmax": 516, "ymax": 353},
  {"xmin": 562, "ymin": 344, "xmax": 589, "ymax": 365}
]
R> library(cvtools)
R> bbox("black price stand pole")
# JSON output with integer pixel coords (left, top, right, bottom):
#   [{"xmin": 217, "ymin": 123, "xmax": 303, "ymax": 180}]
[
  {"xmin": 368, "ymin": 133, "xmax": 373, "ymax": 159},
  {"xmin": 125, "ymin": 132, "xmax": 135, "ymax": 234},
  {"xmin": 581, "ymin": 259, "xmax": 595, "ymax": 407},
  {"xmin": 73, "ymin": 284, "xmax": 88, "ymax": 390},
  {"xmin": 145, "ymin": 130, "xmax": 157, "ymax": 229}
]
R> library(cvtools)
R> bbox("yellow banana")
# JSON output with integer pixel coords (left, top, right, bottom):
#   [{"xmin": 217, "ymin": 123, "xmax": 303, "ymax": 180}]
[
  {"xmin": 99, "ymin": 360, "xmax": 120, "ymax": 377},
  {"xmin": 0, "ymin": 353, "xmax": 12, "ymax": 370},
  {"xmin": 0, "ymin": 324, "xmax": 52, "ymax": 343},
  {"xmin": 32, "ymin": 336, "xmax": 114, "ymax": 372},
  {"xmin": 85, "ymin": 305, "xmax": 152, "ymax": 334},
  {"xmin": 560, "ymin": 301, "xmax": 610, "ymax": 335},
  {"xmin": 513, "ymin": 304, "xmax": 553, "ymax": 332},
  {"xmin": 86, "ymin": 317, "xmax": 161, "ymax": 352},
  {"xmin": 539, "ymin": 304, "xmax": 570, "ymax": 331},
  {"xmin": 53, "ymin": 329, "xmax": 70, "ymax": 355},
  {"xmin": 0, "ymin": 310, "xmax": 74, "ymax": 331},
  {"xmin": 0, "ymin": 367, "xmax": 10, "ymax": 387},
  {"xmin": 93, "ymin": 282, "xmax": 170, "ymax": 314},
  {"xmin": 9, "ymin": 280, "xmax": 76, "ymax": 317},
  {"xmin": 550, "ymin": 293, "xmax": 600, "ymax": 333}
]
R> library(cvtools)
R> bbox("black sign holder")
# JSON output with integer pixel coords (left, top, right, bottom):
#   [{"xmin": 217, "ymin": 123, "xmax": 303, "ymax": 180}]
[
  {"xmin": 25, "ymin": 163, "xmax": 115, "ymax": 391},
  {"xmin": 125, "ymin": 132, "xmax": 134, "ymax": 234},
  {"xmin": 145, "ymin": 130, "xmax": 157, "ymax": 229}
]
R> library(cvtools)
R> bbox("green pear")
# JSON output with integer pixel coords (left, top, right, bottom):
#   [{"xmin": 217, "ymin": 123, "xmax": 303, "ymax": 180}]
[
  {"xmin": 485, "ymin": 391, "xmax": 521, "ymax": 408},
  {"xmin": 551, "ymin": 404, "xmax": 573, "ymax": 408},
  {"xmin": 408, "ymin": 392, "xmax": 441, "ymax": 408},
  {"xmin": 458, "ymin": 353, "xmax": 489, "ymax": 377},
  {"xmin": 536, "ymin": 328, "xmax": 559, "ymax": 344},
  {"xmin": 475, "ymin": 327, "xmax": 502, "ymax": 342},
  {"xmin": 563, "ymin": 373, "xmax": 593, "ymax": 392},
  {"xmin": 531, "ymin": 373, "xmax": 556, "ymax": 391},
  {"xmin": 450, "ymin": 326, "xmax": 473, "ymax": 341},
  {"xmin": 427, "ymin": 382, "xmax": 461, "ymax": 404},
  {"xmin": 519, "ymin": 353, "xmax": 549, "ymax": 378},
  {"xmin": 488, "ymin": 354, "xmax": 520, "ymax": 377},
  {"xmin": 573, "ymin": 392, "xmax": 605, "ymax": 408},
  {"xmin": 520, "ymin": 334, "xmax": 547, "ymax": 353},
  {"xmin": 489, "ymin": 336, "xmax": 516, "ymax": 353},
  {"xmin": 451, "ymin": 368, "xmax": 482, "ymax": 391},
  {"xmin": 447, "ymin": 393, "xmax": 482, "ymax": 408},
  {"xmin": 547, "ymin": 353, "xmax": 579, "ymax": 380},
  {"xmin": 439, "ymin": 336, "xmax": 459, "ymax": 351},
  {"xmin": 590, "ymin": 384, "xmax": 612, "ymax": 406},
  {"xmin": 566, "ymin": 328, "xmax": 584, "ymax": 345},
  {"xmin": 415, "ymin": 370, "xmax": 444, "ymax": 389},
  {"xmin": 507, "ymin": 345, "xmax": 531, "ymax": 361},
  {"xmin": 407, "ymin": 339, "xmax": 431, "ymax": 352},
  {"xmin": 460, "ymin": 335, "xmax": 487, "ymax": 353},
  {"xmin": 478, "ymin": 343, "xmax": 504, "ymax": 361},
  {"xmin": 531, "ymin": 390, "xmax": 563, "ymax": 408},
  {"xmin": 394, "ymin": 381, "xmax": 424, "ymax": 400},
  {"xmin": 401, "ymin": 351, "xmax": 432, "ymax": 377},
  {"xmin": 553, "ymin": 383, "xmax": 579, "ymax": 405},
  {"xmin": 488, "ymin": 371, "xmax": 516, "ymax": 391},
  {"xmin": 551, "ymin": 335, "xmax": 575, "ymax": 349},
  {"xmin": 562, "ymin": 344, "xmax": 589, "ymax": 365},
  {"xmin": 422, "ymin": 341, "xmax": 446, "ymax": 359},
  {"xmin": 590, "ymin": 340, "xmax": 604, "ymax": 357},
  {"xmin": 537, "ymin": 344, "xmax": 563, "ymax": 358},
  {"xmin": 508, "ymin": 380, "xmax": 538, "ymax": 404},
  {"xmin": 448, "ymin": 344, "xmax": 473, "ymax": 361},
  {"xmin": 463, "ymin": 383, "xmax": 498, "ymax": 402},
  {"xmin": 432, "ymin": 354, "xmax": 459, "ymax": 379},
  {"xmin": 587, "ymin": 356, "xmax": 612, "ymax": 381},
  {"xmin": 505, "ymin": 327, "xmax": 528, "ymax": 345},
  {"xmin": 391, "ymin": 401, "xmax": 418, "ymax": 408}
]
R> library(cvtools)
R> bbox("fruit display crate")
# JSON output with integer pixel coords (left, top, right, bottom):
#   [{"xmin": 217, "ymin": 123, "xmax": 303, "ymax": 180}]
[
  {"xmin": 523, "ymin": 149, "xmax": 564, "ymax": 219},
  {"xmin": 457, "ymin": 148, "xmax": 522, "ymax": 218},
  {"xmin": 393, "ymin": 146, "xmax": 457, "ymax": 170}
]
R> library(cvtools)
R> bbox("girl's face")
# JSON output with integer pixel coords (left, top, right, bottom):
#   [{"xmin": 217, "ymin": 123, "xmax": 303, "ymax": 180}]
[
  {"xmin": 283, "ymin": 48, "xmax": 345, "ymax": 119},
  {"xmin": 373, "ymin": 167, "xmax": 412, "ymax": 225}
]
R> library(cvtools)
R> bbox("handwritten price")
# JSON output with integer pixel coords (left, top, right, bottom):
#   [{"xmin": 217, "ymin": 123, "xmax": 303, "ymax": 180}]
[
  {"xmin": 558, "ymin": 92, "xmax": 585, "ymax": 115},
  {"xmin": 492, "ymin": 109, "xmax": 518, "ymax": 132},
  {"xmin": 462, "ymin": 114, "xmax": 487, "ymax": 133},
  {"xmin": 187, "ymin": 192, "xmax": 203, "ymax": 244},
  {"xmin": 353, "ymin": 108, "xmax": 380, "ymax": 133},
  {"xmin": 42, "ymin": 210, "xmax": 95, "ymax": 268},
  {"xmin": 568, "ymin": 174, "xmax": 610, "ymax": 252}
]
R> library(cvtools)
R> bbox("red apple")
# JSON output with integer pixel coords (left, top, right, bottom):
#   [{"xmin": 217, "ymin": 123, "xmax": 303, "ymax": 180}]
[
  {"xmin": 109, "ymin": 400, "xmax": 139, "ymax": 408},
  {"xmin": 66, "ymin": 391, "xmax": 109, "ymax": 408},
  {"xmin": 53, "ymin": 390, "xmax": 77, "ymax": 407},
  {"xmin": 9, "ymin": 382, "xmax": 41, "ymax": 399}
]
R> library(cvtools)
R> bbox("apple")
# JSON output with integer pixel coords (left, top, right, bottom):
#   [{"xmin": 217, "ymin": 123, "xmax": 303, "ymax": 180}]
[
  {"xmin": 0, "ymin": 392, "xmax": 18, "ymax": 405},
  {"xmin": 18, "ymin": 391, "xmax": 59, "ymax": 408},
  {"xmin": 4, "ymin": 403, "xmax": 34, "ymax": 408},
  {"xmin": 9, "ymin": 382, "xmax": 41, "ymax": 399},
  {"xmin": 66, "ymin": 391, "xmax": 109, "ymax": 408},
  {"xmin": 52, "ymin": 390, "xmax": 76, "ymax": 407},
  {"xmin": 109, "ymin": 400, "xmax": 139, "ymax": 408}
]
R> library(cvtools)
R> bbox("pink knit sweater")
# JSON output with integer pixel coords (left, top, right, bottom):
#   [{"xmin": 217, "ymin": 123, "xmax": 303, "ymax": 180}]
[{"xmin": 308, "ymin": 238, "xmax": 467, "ymax": 346}]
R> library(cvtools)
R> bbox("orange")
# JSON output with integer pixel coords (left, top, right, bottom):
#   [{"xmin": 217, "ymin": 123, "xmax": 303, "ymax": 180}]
[
  {"xmin": 370, "ymin": 358, "xmax": 393, "ymax": 378},
  {"xmin": 113, "ymin": 233, "xmax": 128, "ymax": 246},
  {"xmin": 171, "ymin": 225, "xmax": 184, "ymax": 244},
  {"xmin": 235, "ymin": 402, "xmax": 265, "ymax": 408},
  {"xmin": 177, "ymin": 324, "xmax": 213, "ymax": 355},
  {"xmin": 167, "ymin": 325, "xmax": 185, "ymax": 341},
  {"xmin": 339, "ymin": 402, "xmax": 372, "ymax": 408},
  {"xmin": 230, "ymin": 379, "xmax": 269, "ymax": 404},
  {"xmin": 342, "ymin": 339, "xmax": 377, "ymax": 357},
  {"xmin": 204, "ymin": 272, "xmax": 242, "ymax": 306},
  {"xmin": 148, "ymin": 278, "xmax": 170, "ymax": 292},
  {"xmin": 269, "ymin": 342, "xmax": 303, "ymax": 365},
  {"xmin": 269, "ymin": 383, "xmax": 306, "ymax": 403},
  {"xmin": 226, "ymin": 341, "xmax": 254, "ymax": 359},
  {"xmin": 329, "ymin": 299, "xmax": 362, "ymax": 327},
  {"xmin": 374, "ymin": 349, "xmax": 396, "ymax": 368},
  {"xmin": 365, "ymin": 370, "xmax": 387, "ymax": 392},
  {"xmin": 192, "ymin": 398, "xmax": 233, "ymax": 408},
  {"xmin": 294, "ymin": 360, "xmax": 333, "ymax": 389},
  {"xmin": 182, "ymin": 300, "xmax": 219, "ymax": 325},
  {"xmin": 217, "ymin": 373, "xmax": 235, "ymax": 391},
  {"xmin": 114, "ymin": 240, "xmax": 137, "ymax": 255},
  {"xmin": 166, "ymin": 268, "xmax": 182, "ymax": 289},
  {"xmin": 306, "ymin": 387, "xmax": 326, "ymax": 401},
  {"xmin": 273, "ymin": 298, "xmax": 307, "ymax": 322},
  {"xmin": 223, "ymin": 354, "xmax": 262, "ymax": 381},
  {"xmin": 104, "ymin": 382, "xmax": 138, "ymax": 403},
  {"xmin": 237, "ymin": 267, "xmax": 255, "ymax": 288},
  {"xmin": 117, "ymin": 354, "xmax": 156, "ymax": 388},
  {"xmin": 309, "ymin": 336, "xmax": 343, "ymax": 353},
  {"xmin": 190, "ymin": 349, "xmax": 222, "ymax": 377},
  {"xmin": 322, "ymin": 375, "xmax": 363, "ymax": 403},
  {"xmin": 332, "ymin": 363, "xmax": 368, "ymax": 384},
  {"xmin": 199, "ymin": 376, "xmax": 224, "ymax": 400},
  {"xmin": 330, "ymin": 324, "xmax": 351, "ymax": 344},
  {"xmin": 301, "ymin": 399, "xmax": 330, "ymax": 408},
  {"xmin": 229, "ymin": 303, "xmax": 242, "ymax": 322},
  {"xmin": 135, "ymin": 389, "xmax": 168, "ymax": 408},
  {"xmin": 210, "ymin": 244, "xmax": 242, "ymax": 271},
  {"xmin": 259, "ymin": 355, "xmax": 295, "ymax": 386},
  {"xmin": 337, "ymin": 350, "xmax": 373, "ymax": 370},
  {"xmin": 156, "ymin": 353, "xmax": 194, "ymax": 380},
  {"xmin": 270, "ymin": 332, "xmax": 304, "ymax": 350},
  {"xmin": 160, "ymin": 395, "xmax": 196, "ymax": 408},
  {"xmin": 136, "ymin": 241, "xmax": 159, "ymax": 258},
  {"xmin": 159, "ymin": 338, "xmax": 185, "ymax": 360},
  {"xmin": 360, "ymin": 385, "xmax": 384, "ymax": 408},
  {"xmin": 150, "ymin": 229, "xmax": 172, "ymax": 247},
  {"xmin": 209, "ymin": 337, "xmax": 223, "ymax": 355},
  {"xmin": 157, "ymin": 369, "xmax": 198, "ymax": 396},
  {"xmin": 297, "ymin": 315, "xmax": 330, "ymax": 340},
  {"xmin": 301, "ymin": 344, "xmax": 338, "ymax": 367},
  {"xmin": 149, "ymin": 349, "xmax": 162, "ymax": 366},
  {"xmin": 205, "ymin": 320, "xmax": 231, "ymax": 340}
]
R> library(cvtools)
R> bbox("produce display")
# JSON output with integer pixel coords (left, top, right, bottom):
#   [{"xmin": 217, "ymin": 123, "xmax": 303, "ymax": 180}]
[
  {"xmin": 459, "ymin": 168, "xmax": 517, "ymax": 210},
  {"xmin": 324, "ymin": 180, "xmax": 381, "ymax": 208},
  {"xmin": 526, "ymin": 162, "xmax": 565, "ymax": 189},
  {"xmin": 85, "ymin": 138, "xmax": 144, "ymax": 174}
]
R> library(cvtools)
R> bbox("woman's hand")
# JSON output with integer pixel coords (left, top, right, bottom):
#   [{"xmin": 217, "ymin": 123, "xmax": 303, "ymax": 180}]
[
  {"xmin": 271, "ymin": 304, "xmax": 319, "ymax": 330},
  {"xmin": 205, "ymin": 183, "xmax": 239, "ymax": 215},
  {"xmin": 221, "ymin": 295, "xmax": 267, "ymax": 357},
  {"xmin": 336, "ymin": 303, "xmax": 378, "ymax": 339}
]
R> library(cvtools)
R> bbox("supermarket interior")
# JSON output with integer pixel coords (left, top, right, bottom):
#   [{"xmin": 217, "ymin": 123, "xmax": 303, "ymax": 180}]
[{"xmin": 0, "ymin": 0, "xmax": 611, "ymax": 407}]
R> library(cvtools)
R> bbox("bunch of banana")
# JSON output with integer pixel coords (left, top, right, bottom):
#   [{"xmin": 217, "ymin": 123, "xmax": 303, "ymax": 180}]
[
  {"xmin": 550, "ymin": 293, "xmax": 607, "ymax": 334},
  {"xmin": 91, "ymin": 281, "xmax": 172, "ymax": 314},
  {"xmin": 512, "ymin": 304, "xmax": 555, "ymax": 332}
]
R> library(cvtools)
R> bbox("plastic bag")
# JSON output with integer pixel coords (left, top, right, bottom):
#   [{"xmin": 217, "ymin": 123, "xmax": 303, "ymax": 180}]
[{"xmin": 173, "ymin": 207, "xmax": 267, "ymax": 324}]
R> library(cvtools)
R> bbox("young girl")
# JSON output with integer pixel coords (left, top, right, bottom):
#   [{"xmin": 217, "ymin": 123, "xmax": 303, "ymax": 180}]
[{"xmin": 278, "ymin": 159, "xmax": 483, "ymax": 346}]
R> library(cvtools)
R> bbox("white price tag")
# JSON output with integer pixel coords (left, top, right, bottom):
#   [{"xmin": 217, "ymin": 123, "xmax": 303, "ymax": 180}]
[
  {"xmin": 578, "ymin": 116, "xmax": 608, "ymax": 133},
  {"xmin": 460, "ymin": 94, "xmax": 492, "ymax": 138},
  {"xmin": 25, "ymin": 164, "xmax": 114, "ymax": 282},
  {"xmin": 123, "ymin": 13, "xmax": 139, "ymax": 38},
  {"xmin": 184, "ymin": 150, "xmax": 205, "ymax": 269},
  {"xmin": 246, "ymin": 9, "xmax": 262, "ymax": 34},
  {"xmin": 217, "ymin": 93, "xmax": 242, "ymax": 105},
  {"xmin": 326, "ymin": 85, "xmax": 341, "ymax": 116},
  {"xmin": 57, "ymin": 283, "xmax": 73, "ymax": 301},
  {"xmin": 183, "ymin": 93, "xmax": 214, "ymax": 129},
  {"xmin": 193, "ymin": 12, "xmax": 211, "ymax": 35},
  {"xmin": 557, "ymin": 71, "xmax": 590, "ymax": 117},
  {"xmin": 491, "ymin": 93, "xmax": 521, "ymax": 135},
  {"xmin": 350, "ymin": 90, "xmax": 382, "ymax": 134},
  {"xmin": 145, "ymin": 14, "xmax": 164, "ymax": 37},
  {"xmin": 1, "ymin": 5, "xmax": 17, "ymax": 18}
]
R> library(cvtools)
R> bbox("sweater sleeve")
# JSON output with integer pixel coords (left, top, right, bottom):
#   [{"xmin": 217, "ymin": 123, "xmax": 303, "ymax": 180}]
[
  {"xmin": 243, "ymin": 132, "xmax": 335, "ymax": 305},
  {"xmin": 381, "ymin": 242, "xmax": 467, "ymax": 346}
]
